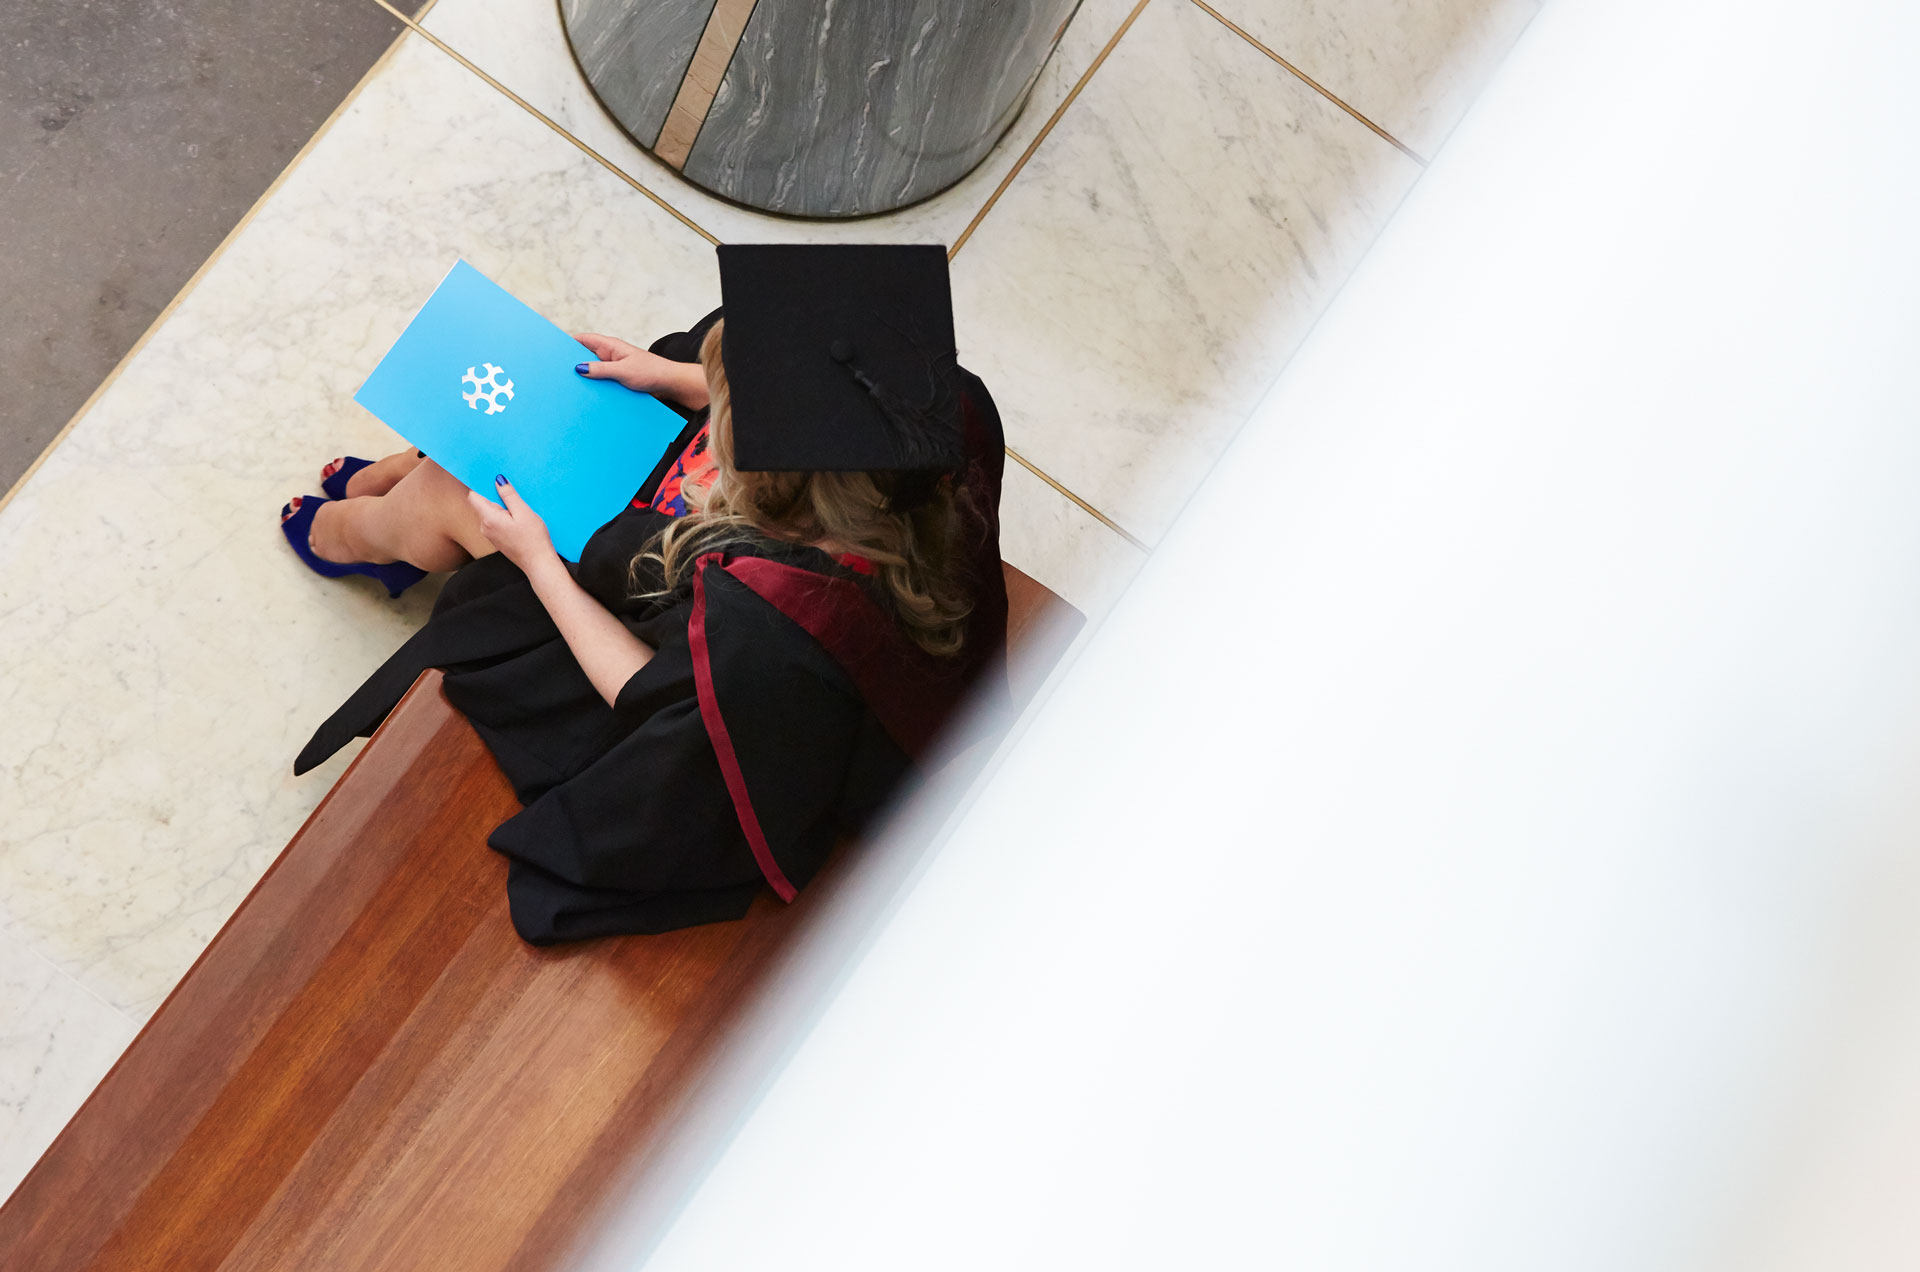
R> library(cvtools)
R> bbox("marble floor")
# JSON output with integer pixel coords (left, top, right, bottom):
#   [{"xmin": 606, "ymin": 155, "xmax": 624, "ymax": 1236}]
[
  {"xmin": 0, "ymin": 0, "xmax": 1537, "ymax": 1203},
  {"xmin": 0, "ymin": 0, "xmax": 432, "ymax": 496}
]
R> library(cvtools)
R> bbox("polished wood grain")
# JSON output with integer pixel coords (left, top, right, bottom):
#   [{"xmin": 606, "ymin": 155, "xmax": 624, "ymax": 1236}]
[{"xmin": 0, "ymin": 562, "xmax": 1080, "ymax": 1271}]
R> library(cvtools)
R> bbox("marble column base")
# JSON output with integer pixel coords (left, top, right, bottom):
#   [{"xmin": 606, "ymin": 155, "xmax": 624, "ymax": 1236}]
[{"xmin": 562, "ymin": 0, "xmax": 1084, "ymax": 218}]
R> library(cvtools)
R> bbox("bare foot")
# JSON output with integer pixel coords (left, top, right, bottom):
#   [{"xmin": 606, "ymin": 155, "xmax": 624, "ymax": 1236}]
[
  {"xmin": 345, "ymin": 450, "xmax": 426, "ymax": 499},
  {"xmin": 305, "ymin": 499, "xmax": 358, "ymax": 564}
]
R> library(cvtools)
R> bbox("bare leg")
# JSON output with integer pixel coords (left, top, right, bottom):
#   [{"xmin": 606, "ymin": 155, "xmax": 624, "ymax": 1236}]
[
  {"xmin": 342, "ymin": 449, "xmax": 426, "ymax": 498},
  {"xmin": 308, "ymin": 459, "xmax": 495, "ymax": 573}
]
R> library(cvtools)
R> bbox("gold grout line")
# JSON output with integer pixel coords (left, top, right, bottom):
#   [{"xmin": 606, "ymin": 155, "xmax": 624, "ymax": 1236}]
[
  {"xmin": 0, "ymin": 0, "xmax": 1146, "ymax": 559},
  {"xmin": 19, "ymin": 935, "xmax": 135, "ymax": 1026},
  {"xmin": 1188, "ymin": 0, "xmax": 1428, "ymax": 165},
  {"xmin": 948, "ymin": 0, "xmax": 1153, "ymax": 262},
  {"xmin": 937, "ymin": 0, "xmax": 1151, "ymax": 549},
  {"xmin": 0, "ymin": 16, "xmax": 421, "ymax": 522},
  {"xmin": 941, "ymin": 0, "xmax": 1153, "ymax": 548},
  {"xmin": 1005, "ymin": 446, "xmax": 1149, "ymax": 551},
  {"xmin": 385, "ymin": 0, "xmax": 1144, "ymax": 557},
  {"xmin": 369, "ymin": 0, "xmax": 721, "ymax": 245}
]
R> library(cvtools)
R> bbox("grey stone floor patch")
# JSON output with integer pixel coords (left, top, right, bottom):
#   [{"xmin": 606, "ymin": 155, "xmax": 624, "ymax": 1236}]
[{"xmin": 0, "ymin": 0, "xmax": 429, "ymax": 497}]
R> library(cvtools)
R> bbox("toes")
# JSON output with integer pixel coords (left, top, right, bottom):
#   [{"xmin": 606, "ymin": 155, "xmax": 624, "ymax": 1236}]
[
  {"xmin": 321, "ymin": 458, "xmax": 344, "ymax": 480},
  {"xmin": 280, "ymin": 496, "xmax": 303, "ymax": 524},
  {"xmin": 306, "ymin": 499, "xmax": 344, "ymax": 562}
]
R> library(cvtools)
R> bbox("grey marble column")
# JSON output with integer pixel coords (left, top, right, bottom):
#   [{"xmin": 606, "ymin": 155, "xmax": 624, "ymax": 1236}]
[{"xmin": 562, "ymin": 0, "xmax": 1085, "ymax": 219}]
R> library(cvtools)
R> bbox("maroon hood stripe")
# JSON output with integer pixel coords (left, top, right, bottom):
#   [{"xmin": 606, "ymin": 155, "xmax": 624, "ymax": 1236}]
[
  {"xmin": 688, "ymin": 559, "xmax": 799, "ymax": 903},
  {"xmin": 686, "ymin": 552, "xmax": 970, "ymax": 901}
]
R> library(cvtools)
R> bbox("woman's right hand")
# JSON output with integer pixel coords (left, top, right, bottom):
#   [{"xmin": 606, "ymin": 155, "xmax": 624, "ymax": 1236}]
[{"xmin": 574, "ymin": 333, "xmax": 709, "ymax": 408}]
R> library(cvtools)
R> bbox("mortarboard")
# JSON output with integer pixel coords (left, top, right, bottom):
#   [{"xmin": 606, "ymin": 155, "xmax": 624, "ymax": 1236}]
[{"xmin": 716, "ymin": 244, "xmax": 966, "ymax": 484}]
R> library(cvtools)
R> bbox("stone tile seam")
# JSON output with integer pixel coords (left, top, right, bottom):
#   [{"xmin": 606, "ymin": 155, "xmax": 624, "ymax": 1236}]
[
  {"xmin": 945, "ymin": 0, "xmax": 1153, "ymax": 260},
  {"xmin": 393, "ymin": 0, "xmax": 1153, "ymax": 553},
  {"xmin": 1155, "ymin": 0, "xmax": 1560, "ymax": 547},
  {"xmin": 1006, "ymin": 448, "xmax": 1149, "ymax": 552},
  {"xmin": 1142, "ymin": 164, "xmax": 1429, "ymax": 580},
  {"xmin": 0, "ymin": 10, "xmax": 432, "ymax": 523},
  {"xmin": 1187, "ymin": 0, "xmax": 1430, "ymax": 166},
  {"xmin": 8, "ymin": 927, "xmax": 140, "ymax": 1031},
  {"xmin": 370, "ymin": 0, "xmax": 723, "ymax": 246}
]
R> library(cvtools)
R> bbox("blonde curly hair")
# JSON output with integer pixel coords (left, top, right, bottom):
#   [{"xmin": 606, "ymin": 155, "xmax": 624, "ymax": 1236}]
[{"xmin": 630, "ymin": 320, "xmax": 977, "ymax": 658}]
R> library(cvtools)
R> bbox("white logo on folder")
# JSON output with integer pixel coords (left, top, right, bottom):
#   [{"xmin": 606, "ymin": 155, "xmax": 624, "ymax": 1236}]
[{"xmin": 462, "ymin": 362, "xmax": 515, "ymax": 415}]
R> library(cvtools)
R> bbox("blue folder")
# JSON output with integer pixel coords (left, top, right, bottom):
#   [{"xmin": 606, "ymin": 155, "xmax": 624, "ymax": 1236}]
[{"xmin": 355, "ymin": 260, "xmax": 687, "ymax": 560}]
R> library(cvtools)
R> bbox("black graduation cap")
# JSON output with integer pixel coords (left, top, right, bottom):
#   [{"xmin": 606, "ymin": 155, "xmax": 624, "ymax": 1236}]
[{"xmin": 717, "ymin": 244, "xmax": 966, "ymax": 478}]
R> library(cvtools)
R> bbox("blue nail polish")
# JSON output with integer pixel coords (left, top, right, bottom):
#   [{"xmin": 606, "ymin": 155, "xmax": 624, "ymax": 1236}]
[
  {"xmin": 494, "ymin": 473, "xmax": 507, "ymax": 486},
  {"xmin": 574, "ymin": 363, "xmax": 590, "ymax": 375}
]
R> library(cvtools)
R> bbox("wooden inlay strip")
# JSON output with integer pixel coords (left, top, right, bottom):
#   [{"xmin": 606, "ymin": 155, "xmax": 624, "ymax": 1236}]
[{"xmin": 655, "ymin": 0, "xmax": 761, "ymax": 169}]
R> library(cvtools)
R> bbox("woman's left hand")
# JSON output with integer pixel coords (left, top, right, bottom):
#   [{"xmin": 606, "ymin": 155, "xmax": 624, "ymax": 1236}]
[{"xmin": 466, "ymin": 475, "xmax": 556, "ymax": 571}]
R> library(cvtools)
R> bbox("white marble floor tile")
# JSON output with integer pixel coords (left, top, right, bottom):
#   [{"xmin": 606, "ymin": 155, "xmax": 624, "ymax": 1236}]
[
  {"xmin": 998, "ymin": 457, "xmax": 1146, "ymax": 621},
  {"xmin": 0, "ymin": 31, "xmax": 719, "ymax": 1017},
  {"xmin": 950, "ymin": 0, "xmax": 1423, "ymax": 547},
  {"xmin": 0, "ymin": 935, "xmax": 138, "ymax": 1205},
  {"xmin": 419, "ymin": 0, "xmax": 1141, "ymax": 247},
  {"xmin": 1200, "ymin": 0, "xmax": 1539, "ymax": 160}
]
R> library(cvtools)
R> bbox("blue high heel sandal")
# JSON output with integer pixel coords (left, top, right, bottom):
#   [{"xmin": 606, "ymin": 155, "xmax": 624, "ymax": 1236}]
[
  {"xmin": 320, "ymin": 456, "xmax": 374, "ymax": 501},
  {"xmin": 280, "ymin": 495, "xmax": 428, "ymax": 598}
]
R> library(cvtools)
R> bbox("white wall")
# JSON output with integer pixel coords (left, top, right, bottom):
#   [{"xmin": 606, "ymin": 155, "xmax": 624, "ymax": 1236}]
[{"xmin": 591, "ymin": 0, "xmax": 1920, "ymax": 1266}]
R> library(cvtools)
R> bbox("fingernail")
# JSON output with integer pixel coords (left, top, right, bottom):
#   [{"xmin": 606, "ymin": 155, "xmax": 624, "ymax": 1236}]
[
  {"xmin": 574, "ymin": 363, "xmax": 590, "ymax": 375},
  {"xmin": 494, "ymin": 473, "xmax": 507, "ymax": 486}
]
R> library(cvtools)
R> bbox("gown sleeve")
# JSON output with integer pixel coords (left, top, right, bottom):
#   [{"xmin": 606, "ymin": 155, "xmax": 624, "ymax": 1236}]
[
  {"xmin": 647, "ymin": 306, "xmax": 724, "ymax": 369},
  {"xmin": 950, "ymin": 366, "xmax": 1012, "ymax": 706},
  {"xmin": 487, "ymin": 567, "xmax": 899, "ymax": 945}
]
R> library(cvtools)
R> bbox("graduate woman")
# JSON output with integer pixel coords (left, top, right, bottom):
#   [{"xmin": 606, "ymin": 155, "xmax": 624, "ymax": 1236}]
[{"xmin": 289, "ymin": 245, "xmax": 1009, "ymax": 942}]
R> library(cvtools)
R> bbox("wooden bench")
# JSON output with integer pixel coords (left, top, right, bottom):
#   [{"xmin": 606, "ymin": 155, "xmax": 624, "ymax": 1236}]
[{"xmin": 0, "ymin": 564, "xmax": 1080, "ymax": 1271}]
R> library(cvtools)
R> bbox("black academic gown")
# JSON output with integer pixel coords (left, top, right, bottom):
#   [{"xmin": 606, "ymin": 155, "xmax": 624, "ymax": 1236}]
[{"xmin": 295, "ymin": 310, "xmax": 1009, "ymax": 944}]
